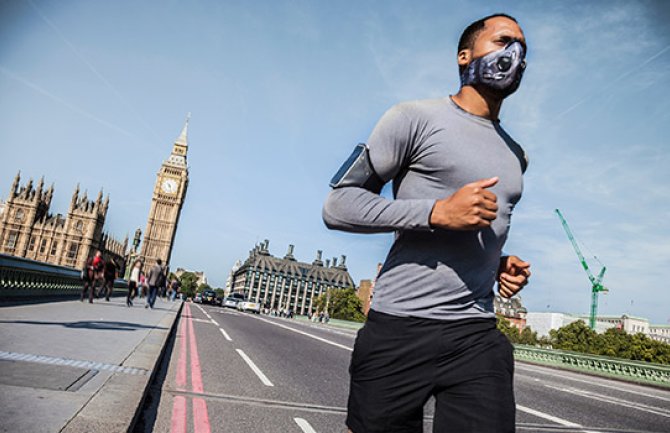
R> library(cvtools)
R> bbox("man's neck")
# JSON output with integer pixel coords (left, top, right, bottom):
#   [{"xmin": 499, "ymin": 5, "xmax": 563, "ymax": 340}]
[{"xmin": 451, "ymin": 86, "xmax": 503, "ymax": 120}]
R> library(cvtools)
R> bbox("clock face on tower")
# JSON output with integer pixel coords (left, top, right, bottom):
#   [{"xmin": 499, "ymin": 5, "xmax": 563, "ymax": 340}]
[{"xmin": 161, "ymin": 178, "xmax": 178, "ymax": 194}]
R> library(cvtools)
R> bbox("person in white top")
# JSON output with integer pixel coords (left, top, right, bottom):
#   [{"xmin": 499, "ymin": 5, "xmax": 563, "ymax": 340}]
[{"xmin": 127, "ymin": 260, "xmax": 141, "ymax": 307}]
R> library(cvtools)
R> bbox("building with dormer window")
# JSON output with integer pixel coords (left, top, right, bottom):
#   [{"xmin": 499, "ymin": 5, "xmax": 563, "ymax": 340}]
[{"xmin": 231, "ymin": 240, "xmax": 354, "ymax": 315}]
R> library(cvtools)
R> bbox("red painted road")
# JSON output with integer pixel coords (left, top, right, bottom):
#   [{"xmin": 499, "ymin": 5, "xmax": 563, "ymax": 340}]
[{"xmin": 171, "ymin": 303, "xmax": 211, "ymax": 433}]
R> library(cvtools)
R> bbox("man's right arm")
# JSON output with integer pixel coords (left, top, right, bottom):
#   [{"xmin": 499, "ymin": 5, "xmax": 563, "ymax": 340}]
[{"xmin": 322, "ymin": 105, "xmax": 435, "ymax": 233}]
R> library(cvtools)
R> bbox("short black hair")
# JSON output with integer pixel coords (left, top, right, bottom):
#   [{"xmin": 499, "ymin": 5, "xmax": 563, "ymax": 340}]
[
  {"xmin": 458, "ymin": 13, "xmax": 518, "ymax": 53},
  {"xmin": 156, "ymin": 258, "xmax": 162, "ymax": 265}
]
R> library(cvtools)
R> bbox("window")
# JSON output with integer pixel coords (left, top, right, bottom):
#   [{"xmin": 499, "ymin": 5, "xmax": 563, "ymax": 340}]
[
  {"xmin": 75, "ymin": 220, "xmax": 83, "ymax": 233},
  {"xmin": 39, "ymin": 239, "xmax": 48, "ymax": 254},
  {"xmin": 67, "ymin": 243, "xmax": 78, "ymax": 259},
  {"xmin": 14, "ymin": 209, "xmax": 24, "ymax": 222},
  {"xmin": 5, "ymin": 231, "xmax": 18, "ymax": 249},
  {"xmin": 28, "ymin": 237, "xmax": 36, "ymax": 252},
  {"xmin": 50, "ymin": 241, "xmax": 58, "ymax": 256}
]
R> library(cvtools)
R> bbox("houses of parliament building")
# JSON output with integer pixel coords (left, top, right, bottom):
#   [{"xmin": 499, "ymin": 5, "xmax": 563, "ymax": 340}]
[{"xmin": 0, "ymin": 117, "xmax": 190, "ymax": 273}]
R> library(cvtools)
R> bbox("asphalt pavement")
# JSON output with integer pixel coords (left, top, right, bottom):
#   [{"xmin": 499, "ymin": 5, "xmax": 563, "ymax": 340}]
[{"xmin": 138, "ymin": 303, "xmax": 670, "ymax": 433}]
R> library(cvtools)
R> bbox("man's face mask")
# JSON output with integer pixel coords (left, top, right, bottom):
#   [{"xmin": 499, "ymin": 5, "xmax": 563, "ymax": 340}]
[{"xmin": 460, "ymin": 40, "xmax": 526, "ymax": 98}]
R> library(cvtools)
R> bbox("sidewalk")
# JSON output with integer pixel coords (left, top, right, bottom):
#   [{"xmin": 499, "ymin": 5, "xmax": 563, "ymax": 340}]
[{"xmin": 0, "ymin": 295, "xmax": 182, "ymax": 433}]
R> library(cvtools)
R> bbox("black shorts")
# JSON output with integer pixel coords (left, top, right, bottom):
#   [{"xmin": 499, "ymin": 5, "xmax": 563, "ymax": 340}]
[{"xmin": 347, "ymin": 310, "xmax": 515, "ymax": 433}]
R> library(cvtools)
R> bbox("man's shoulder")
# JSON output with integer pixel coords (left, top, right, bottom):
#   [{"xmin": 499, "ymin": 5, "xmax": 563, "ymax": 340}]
[{"xmin": 390, "ymin": 97, "xmax": 449, "ymax": 120}]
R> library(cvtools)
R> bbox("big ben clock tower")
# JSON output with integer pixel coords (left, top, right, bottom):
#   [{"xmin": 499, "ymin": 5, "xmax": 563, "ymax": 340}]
[{"xmin": 141, "ymin": 115, "xmax": 190, "ymax": 271}]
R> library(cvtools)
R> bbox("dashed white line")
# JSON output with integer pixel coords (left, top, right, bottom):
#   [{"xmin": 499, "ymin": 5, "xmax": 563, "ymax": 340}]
[
  {"xmin": 516, "ymin": 405, "xmax": 582, "ymax": 428},
  {"xmin": 219, "ymin": 328, "xmax": 232, "ymax": 341},
  {"xmin": 516, "ymin": 364, "xmax": 670, "ymax": 402},
  {"xmin": 236, "ymin": 349, "xmax": 274, "ymax": 387},
  {"xmin": 294, "ymin": 417, "xmax": 317, "ymax": 433},
  {"xmin": 544, "ymin": 384, "xmax": 670, "ymax": 418},
  {"xmin": 252, "ymin": 316, "xmax": 353, "ymax": 352}
]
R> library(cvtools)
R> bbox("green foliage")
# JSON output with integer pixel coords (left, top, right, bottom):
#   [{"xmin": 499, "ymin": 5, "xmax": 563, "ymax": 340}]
[
  {"xmin": 197, "ymin": 283, "xmax": 212, "ymax": 293},
  {"xmin": 549, "ymin": 320, "xmax": 599, "ymax": 354},
  {"xmin": 178, "ymin": 272, "xmax": 198, "ymax": 299},
  {"xmin": 544, "ymin": 320, "xmax": 670, "ymax": 365},
  {"xmin": 313, "ymin": 288, "xmax": 366, "ymax": 323},
  {"xmin": 497, "ymin": 316, "xmax": 539, "ymax": 345}
]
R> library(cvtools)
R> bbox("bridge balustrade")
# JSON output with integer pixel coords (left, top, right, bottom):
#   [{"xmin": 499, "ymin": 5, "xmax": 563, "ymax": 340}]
[
  {"xmin": 0, "ymin": 253, "xmax": 127, "ymax": 298},
  {"xmin": 514, "ymin": 345, "xmax": 670, "ymax": 388}
]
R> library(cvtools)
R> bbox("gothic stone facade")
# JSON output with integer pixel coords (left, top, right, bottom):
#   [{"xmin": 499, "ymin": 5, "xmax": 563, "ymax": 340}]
[
  {"xmin": 0, "ymin": 173, "xmax": 127, "ymax": 269},
  {"xmin": 231, "ymin": 240, "xmax": 355, "ymax": 316},
  {"xmin": 140, "ymin": 117, "xmax": 189, "ymax": 271}
]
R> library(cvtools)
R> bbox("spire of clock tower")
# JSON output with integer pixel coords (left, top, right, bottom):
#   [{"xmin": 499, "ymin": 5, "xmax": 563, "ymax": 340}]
[
  {"xmin": 175, "ymin": 112, "xmax": 190, "ymax": 147},
  {"xmin": 167, "ymin": 113, "xmax": 190, "ymax": 168}
]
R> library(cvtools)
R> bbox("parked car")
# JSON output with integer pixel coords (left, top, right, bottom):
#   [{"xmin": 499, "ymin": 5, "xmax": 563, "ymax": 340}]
[
  {"xmin": 222, "ymin": 297, "xmax": 241, "ymax": 309},
  {"xmin": 202, "ymin": 290, "xmax": 217, "ymax": 305},
  {"xmin": 237, "ymin": 300, "xmax": 261, "ymax": 314},
  {"xmin": 194, "ymin": 293, "xmax": 202, "ymax": 303}
]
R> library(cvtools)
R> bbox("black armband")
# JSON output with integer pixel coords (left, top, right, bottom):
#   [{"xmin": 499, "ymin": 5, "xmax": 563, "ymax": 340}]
[{"xmin": 329, "ymin": 143, "xmax": 384, "ymax": 193}]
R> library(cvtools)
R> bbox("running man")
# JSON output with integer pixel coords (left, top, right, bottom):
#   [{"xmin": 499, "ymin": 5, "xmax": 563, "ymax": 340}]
[{"xmin": 323, "ymin": 14, "xmax": 531, "ymax": 433}]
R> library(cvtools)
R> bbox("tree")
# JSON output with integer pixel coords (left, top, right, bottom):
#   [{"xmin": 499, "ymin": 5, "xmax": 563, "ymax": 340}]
[
  {"xmin": 497, "ymin": 316, "xmax": 520, "ymax": 342},
  {"xmin": 314, "ymin": 288, "xmax": 366, "ymax": 323},
  {"xmin": 496, "ymin": 316, "xmax": 539, "ymax": 345},
  {"xmin": 197, "ymin": 283, "xmax": 212, "ymax": 293},
  {"xmin": 179, "ymin": 272, "xmax": 198, "ymax": 299},
  {"xmin": 549, "ymin": 320, "xmax": 598, "ymax": 354}
]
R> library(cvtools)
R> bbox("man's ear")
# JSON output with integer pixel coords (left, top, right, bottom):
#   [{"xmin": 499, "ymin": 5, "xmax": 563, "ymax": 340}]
[{"xmin": 457, "ymin": 48, "xmax": 471, "ymax": 68}]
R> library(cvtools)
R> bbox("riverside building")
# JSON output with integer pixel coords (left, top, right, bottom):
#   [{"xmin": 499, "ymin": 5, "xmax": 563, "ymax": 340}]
[
  {"xmin": 230, "ymin": 240, "xmax": 355, "ymax": 315},
  {"xmin": 0, "ymin": 173, "xmax": 127, "ymax": 269}
]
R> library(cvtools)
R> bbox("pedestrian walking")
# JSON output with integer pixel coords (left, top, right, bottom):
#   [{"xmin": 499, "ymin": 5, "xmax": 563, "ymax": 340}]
[
  {"xmin": 91, "ymin": 250, "xmax": 105, "ymax": 299},
  {"xmin": 146, "ymin": 259, "xmax": 166, "ymax": 309},
  {"xmin": 127, "ymin": 260, "xmax": 141, "ymax": 307},
  {"xmin": 169, "ymin": 278, "xmax": 180, "ymax": 301},
  {"xmin": 323, "ymin": 14, "xmax": 531, "ymax": 433},
  {"xmin": 80, "ymin": 255, "xmax": 95, "ymax": 303},
  {"xmin": 102, "ymin": 258, "xmax": 117, "ymax": 301},
  {"xmin": 138, "ymin": 272, "xmax": 146, "ymax": 299}
]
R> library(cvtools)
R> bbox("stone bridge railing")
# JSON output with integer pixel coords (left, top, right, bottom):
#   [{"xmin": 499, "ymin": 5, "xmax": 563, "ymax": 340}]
[
  {"xmin": 0, "ymin": 253, "xmax": 127, "ymax": 298},
  {"xmin": 514, "ymin": 345, "xmax": 670, "ymax": 388}
]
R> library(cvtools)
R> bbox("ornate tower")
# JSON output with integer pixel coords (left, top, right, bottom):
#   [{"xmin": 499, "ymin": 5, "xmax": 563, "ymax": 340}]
[{"xmin": 140, "ymin": 115, "xmax": 190, "ymax": 271}]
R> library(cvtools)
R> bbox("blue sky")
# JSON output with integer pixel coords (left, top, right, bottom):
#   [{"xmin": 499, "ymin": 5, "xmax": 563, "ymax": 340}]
[{"xmin": 1, "ymin": 0, "xmax": 669, "ymax": 323}]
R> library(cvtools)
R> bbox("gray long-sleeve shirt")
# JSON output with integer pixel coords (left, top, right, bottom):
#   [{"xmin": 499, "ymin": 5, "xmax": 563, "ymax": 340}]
[{"xmin": 323, "ymin": 97, "xmax": 526, "ymax": 320}]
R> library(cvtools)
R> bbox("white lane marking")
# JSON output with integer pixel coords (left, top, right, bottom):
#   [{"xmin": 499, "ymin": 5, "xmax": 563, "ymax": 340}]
[
  {"xmin": 211, "ymin": 319, "xmax": 219, "ymax": 326},
  {"xmin": 252, "ymin": 316, "xmax": 353, "ymax": 352},
  {"xmin": 516, "ymin": 364, "xmax": 670, "ymax": 402},
  {"xmin": 544, "ymin": 384, "xmax": 670, "ymax": 418},
  {"xmin": 191, "ymin": 318, "xmax": 214, "ymax": 324},
  {"xmin": 219, "ymin": 328, "xmax": 232, "ymax": 341},
  {"xmin": 516, "ymin": 405, "xmax": 582, "ymax": 428},
  {"xmin": 236, "ymin": 349, "xmax": 274, "ymax": 387},
  {"xmin": 294, "ymin": 417, "xmax": 317, "ymax": 433}
]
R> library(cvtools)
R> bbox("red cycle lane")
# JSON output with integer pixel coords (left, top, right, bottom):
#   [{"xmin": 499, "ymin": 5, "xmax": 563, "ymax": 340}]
[{"xmin": 171, "ymin": 303, "xmax": 211, "ymax": 433}]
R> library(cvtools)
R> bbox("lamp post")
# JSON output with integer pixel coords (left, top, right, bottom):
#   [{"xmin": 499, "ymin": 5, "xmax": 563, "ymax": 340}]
[{"xmin": 124, "ymin": 228, "xmax": 142, "ymax": 280}]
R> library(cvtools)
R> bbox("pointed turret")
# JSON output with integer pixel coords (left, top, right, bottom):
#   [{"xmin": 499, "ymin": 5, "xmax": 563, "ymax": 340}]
[
  {"xmin": 10, "ymin": 171, "xmax": 20, "ymax": 199},
  {"xmin": 36, "ymin": 176, "xmax": 44, "ymax": 195},
  {"xmin": 103, "ymin": 194, "xmax": 110, "ymax": 214},
  {"xmin": 96, "ymin": 189, "xmax": 103, "ymax": 206},
  {"xmin": 71, "ymin": 183, "xmax": 79, "ymax": 207},
  {"xmin": 46, "ymin": 183, "xmax": 54, "ymax": 202},
  {"xmin": 175, "ymin": 113, "xmax": 190, "ymax": 147}
]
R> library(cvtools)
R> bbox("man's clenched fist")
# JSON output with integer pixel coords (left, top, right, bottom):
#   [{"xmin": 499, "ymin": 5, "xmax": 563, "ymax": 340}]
[{"xmin": 430, "ymin": 177, "xmax": 499, "ymax": 230}]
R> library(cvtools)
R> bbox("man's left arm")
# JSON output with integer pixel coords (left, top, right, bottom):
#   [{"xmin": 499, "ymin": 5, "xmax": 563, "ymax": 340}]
[{"xmin": 497, "ymin": 255, "xmax": 531, "ymax": 298}]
